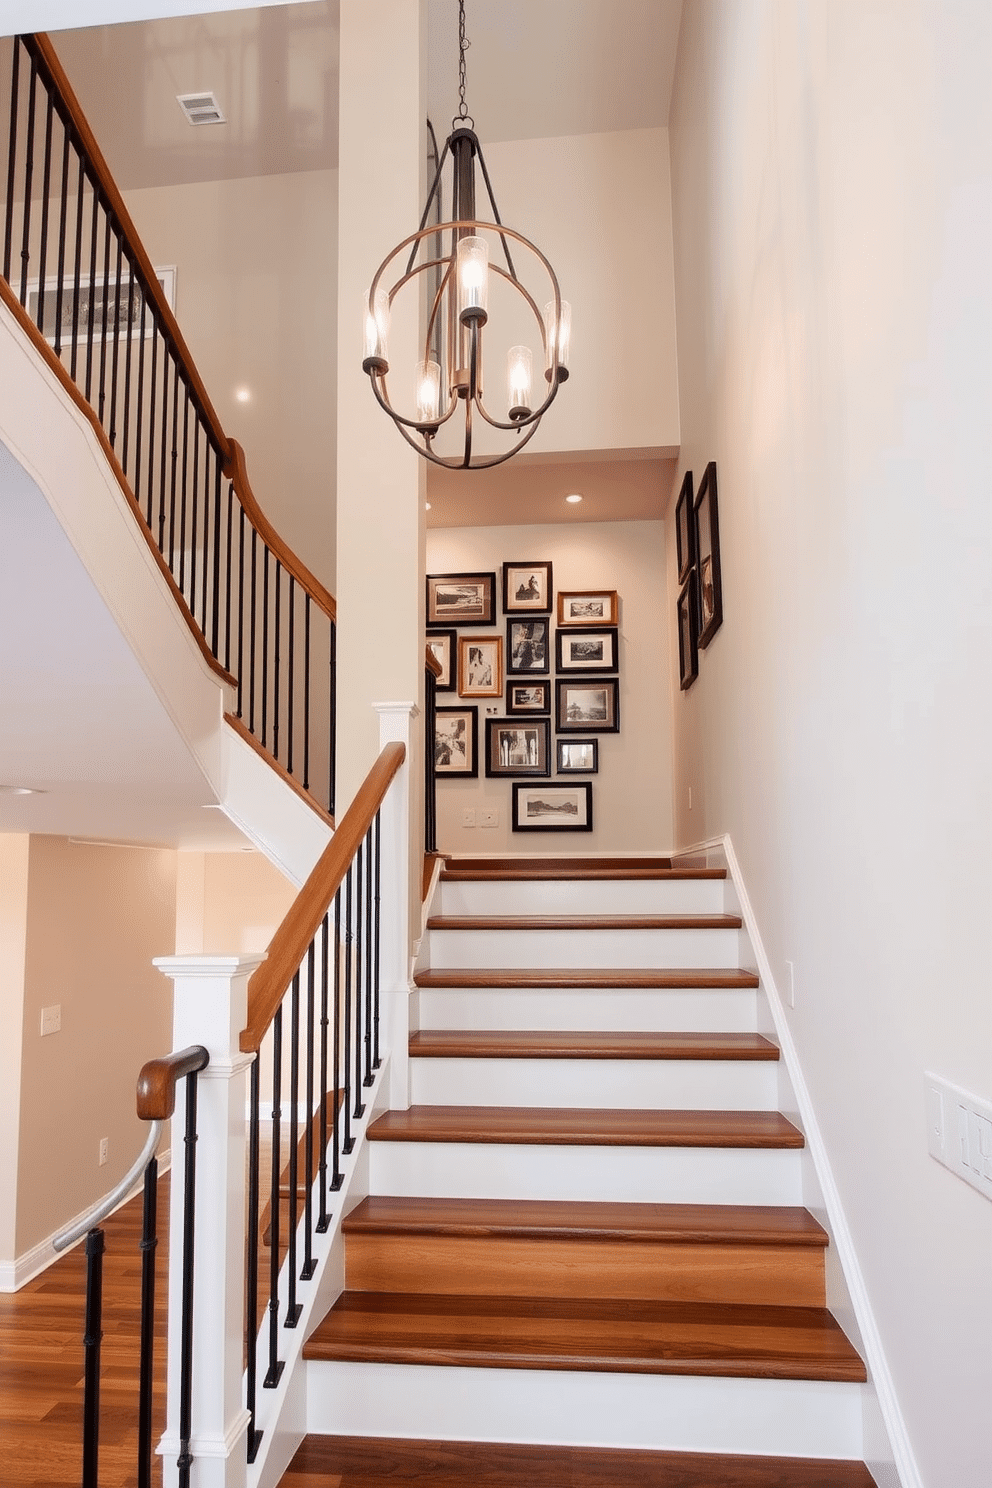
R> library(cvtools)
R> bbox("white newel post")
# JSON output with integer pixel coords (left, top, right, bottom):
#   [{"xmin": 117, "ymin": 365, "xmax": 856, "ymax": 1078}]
[
  {"xmin": 373, "ymin": 702, "xmax": 416, "ymax": 1109},
  {"xmin": 153, "ymin": 954, "xmax": 262, "ymax": 1488}
]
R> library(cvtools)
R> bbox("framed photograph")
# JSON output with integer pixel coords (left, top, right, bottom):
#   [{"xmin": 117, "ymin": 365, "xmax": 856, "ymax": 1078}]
[
  {"xmin": 555, "ymin": 627, "xmax": 619, "ymax": 674},
  {"xmin": 557, "ymin": 738, "xmax": 598, "ymax": 775},
  {"xmin": 675, "ymin": 470, "xmax": 695, "ymax": 584},
  {"xmin": 426, "ymin": 629, "xmax": 456, "ymax": 692},
  {"xmin": 458, "ymin": 635, "xmax": 503, "ymax": 697},
  {"xmin": 512, "ymin": 781, "xmax": 593, "ymax": 832},
  {"xmin": 556, "ymin": 678, "xmax": 620, "ymax": 734},
  {"xmin": 434, "ymin": 706, "xmax": 478, "ymax": 777},
  {"xmin": 677, "ymin": 570, "xmax": 699, "ymax": 691},
  {"xmin": 426, "ymin": 571, "xmax": 496, "ymax": 627},
  {"xmin": 485, "ymin": 718, "xmax": 551, "ymax": 778},
  {"xmin": 26, "ymin": 266, "xmax": 176, "ymax": 345},
  {"xmin": 503, "ymin": 561, "xmax": 553, "ymax": 614},
  {"xmin": 694, "ymin": 462, "xmax": 723, "ymax": 648},
  {"xmin": 557, "ymin": 590, "xmax": 619, "ymax": 628},
  {"xmin": 506, "ymin": 679, "xmax": 551, "ymax": 715},
  {"xmin": 506, "ymin": 618, "xmax": 550, "ymax": 675}
]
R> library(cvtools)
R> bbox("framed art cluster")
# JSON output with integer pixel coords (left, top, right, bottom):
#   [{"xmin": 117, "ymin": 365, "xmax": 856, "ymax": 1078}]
[
  {"xmin": 427, "ymin": 561, "xmax": 623, "ymax": 830},
  {"xmin": 675, "ymin": 461, "xmax": 723, "ymax": 690}
]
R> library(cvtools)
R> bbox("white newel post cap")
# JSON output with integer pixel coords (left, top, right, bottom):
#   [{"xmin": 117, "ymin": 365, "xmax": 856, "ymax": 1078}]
[{"xmin": 153, "ymin": 954, "xmax": 265, "ymax": 1060}]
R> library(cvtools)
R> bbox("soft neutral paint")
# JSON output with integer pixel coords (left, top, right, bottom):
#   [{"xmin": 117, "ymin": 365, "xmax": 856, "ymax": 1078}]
[
  {"xmin": 0, "ymin": 0, "xmax": 318, "ymax": 37},
  {"xmin": 15, "ymin": 836, "xmax": 176, "ymax": 1253},
  {"xmin": 124, "ymin": 168, "xmax": 337, "ymax": 587},
  {"xmin": 0, "ymin": 834, "xmax": 29, "ymax": 1270},
  {"xmin": 175, "ymin": 848, "xmax": 295, "ymax": 955},
  {"xmin": 668, "ymin": 4, "xmax": 992, "ymax": 1485},
  {"xmin": 428, "ymin": 520, "xmax": 673, "ymax": 856}
]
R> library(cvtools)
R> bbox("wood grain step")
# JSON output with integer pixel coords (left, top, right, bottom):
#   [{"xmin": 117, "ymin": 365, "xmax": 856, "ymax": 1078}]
[
  {"xmin": 282, "ymin": 1435, "xmax": 878, "ymax": 1488},
  {"xmin": 409, "ymin": 1030, "xmax": 779, "ymax": 1060},
  {"xmin": 427, "ymin": 913, "xmax": 743, "ymax": 930},
  {"xmin": 440, "ymin": 856, "xmax": 726, "ymax": 882},
  {"xmin": 366, "ymin": 1106, "xmax": 804, "ymax": 1148},
  {"xmin": 414, "ymin": 967, "xmax": 760, "ymax": 989},
  {"xmin": 303, "ymin": 1292, "xmax": 867, "ymax": 1382}
]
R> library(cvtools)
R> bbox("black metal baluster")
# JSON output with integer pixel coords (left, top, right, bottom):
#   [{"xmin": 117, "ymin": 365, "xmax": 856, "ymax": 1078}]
[
  {"xmin": 302, "ymin": 940, "xmax": 317, "ymax": 1277},
  {"xmin": 261, "ymin": 545, "xmax": 270, "ymax": 746},
  {"xmin": 178, "ymin": 387, "xmax": 190, "ymax": 593},
  {"xmin": 303, "ymin": 596, "xmax": 312, "ymax": 791},
  {"xmin": 108, "ymin": 231, "xmax": 124, "ymax": 448},
  {"xmin": 353, "ymin": 841, "xmax": 366, "ymax": 1120},
  {"xmin": 145, "ymin": 325, "xmax": 158, "ymax": 526},
  {"xmin": 176, "ymin": 1072, "xmax": 200, "ymax": 1488},
  {"xmin": 52, "ymin": 122, "xmax": 70, "ymax": 360},
  {"xmin": 200, "ymin": 443, "xmax": 211, "ymax": 632},
  {"xmin": 317, "ymin": 911, "xmax": 333, "ymax": 1222},
  {"xmin": 331, "ymin": 890, "xmax": 344, "ymax": 1184},
  {"xmin": 273, "ymin": 562, "xmax": 282, "ymax": 762},
  {"xmin": 157, "ymin": 340, "xmax": 170, "ymax": 553},
  {"xmin": 81, "ymin": 1227, "xmax": 105, "ymax": 1488},
  {"xmin": 286, "ymin": 576, "xmax": 296, "ymax": 778},
  {"xmin": 342, "ymin": 870, "xmax": 354, "ymax": 1155},
  {"xmin": 17, "ymin": 56, "xmax": 37, "ymax": 308},
  {"xmin": 425, "ymin": 663, "xmax": 438, "ymax": 853},
  {"xmin": 364, "ymin": 826, "xmax": 374, "ymax": 1087},
  {"xmin": 70, "ymin": 156, "xmax": 84, "ymax": 380},
  {"xmin": 137, "ymin": 1156, "xmax": 158, "ymax": 1488},
  {"xmin": 34, "ymin": 90, "xmax": 53, "ymax": 335},
  {"xmin": 373, "ymin": 809, "xmax": 382, "ymax": 1069},
  {"xmin": 3, "ymin": 39, "xmax": 20, "ymax": 284},
  {"xmin": 328, "ymin": 619, "xmax": 337, "ymax": 817},
  {"xmin": 188, "ymin": 416, "xmax": 199, "ymax": 615},
  {"xmin": 97, "ymin": 211, "xmax": 112, "ymax": 424},
  {"xmin": 125, "ymin": 275, "xmax": 142, "ymax": 484},
  {"xmin": 285, "ymin": 972, "xmax": 302, "ymax": 1327},
  {"xmin": 236, "ymin": 506, "xmax": 246, "ymax": 716},
  {"xmin": 84, "ymin": 173, "xmax": 99, "ymax": 401},
  {"xmin": 224, "ymin": 482, "xmax": 234, "ymax": 672},
  {"xmin": 168, "ymin": 362, "xmax": 180, "ymax": 569},
  {"xmin": 245, "ymin": 1056, "xmax": 263, "ymax": 1461},
  {"xmin": 263, "ymin": 1007, "xmax": 284, "ymax": 1388},
  {"xmin": 248, "ymin": 527, "xmax": 258, "ymax": 733},
  {"xmin": 211, "ymin": 454, "xmax": 222, "ymax": 657}
]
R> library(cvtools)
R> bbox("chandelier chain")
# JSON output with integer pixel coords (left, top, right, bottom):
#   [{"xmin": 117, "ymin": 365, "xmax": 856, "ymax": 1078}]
[{"xmin": 454, "ymin": 0, "xmax": 474, "ymax": 130}]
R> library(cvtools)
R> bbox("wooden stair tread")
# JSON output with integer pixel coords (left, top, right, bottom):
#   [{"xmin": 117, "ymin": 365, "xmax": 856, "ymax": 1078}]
[
  {"xmin": 366, "ymin": 1105, "xmax": 804, "ymax": 1148},
  {"xmin": 414, "ymin": 966, "xmax": 760, "ymax": 989},
  {"xmin": 409, "ymin": 1030, "xmax": 779, "ymax": 1061},
  {"xmin": 343, "ymin": 1196, "xmax": 827, "ymax": 1246},
  {"xmin": 440, "ymin": 855, "xmax": 726, "ymax": 882},
  {"xmin": 304, "ymin": 1292, "xmax": 866, "ymax": 1382},
  {"xmin": 283, "ymin": 1435, "xmax": 878, "ymax": 1487},
  {"xmin": 426, "ymin": 913, "xmax": 743, "ymax": 930}
]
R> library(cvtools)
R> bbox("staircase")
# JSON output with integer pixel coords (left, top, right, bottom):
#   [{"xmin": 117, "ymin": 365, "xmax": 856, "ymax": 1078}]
[{"xmin": 288, "ymin": 855, "xmax": 876, "ymax": 1486}]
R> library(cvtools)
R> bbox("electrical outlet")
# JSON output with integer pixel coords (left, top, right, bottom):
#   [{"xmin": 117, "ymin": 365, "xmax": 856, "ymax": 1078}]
[
  {"xmin": 925, "ymin": 1072, "xmax": 992, "ymax": 1202},
  {"xmin": 40, "ymin": 1004, "xmax": 61, "ymax": 1036},
  {"xmin": 479, "ymin": 807, "xmax": 499, "ymax": 828},
  {"xmin": 98, "ymin": 1137, "xmax": 109, "ymax": 1167},
  {"xmin": 461, "ymin": 808, "xmax": 476, "ymax": 827}
]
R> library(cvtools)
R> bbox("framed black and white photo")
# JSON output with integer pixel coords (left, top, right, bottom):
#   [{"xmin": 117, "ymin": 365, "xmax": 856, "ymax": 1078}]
[
  {"xmin": 485, "ymin": 718, "xmax": 551, "ymax": 778},
  {"xmin": 426, "ymin": 629, "xmax": 456, "ymax": 692},
  {"xmin": 555, "ymin": 627, "xmax": 619, "ymax": 674},
  {"xmin": 427, "ymin": 571, "xmax": 496, "ymax": 627},
  {"xmin": 434, "ymin": 706, "xmax": 478, "ymax": 777},
  {"xmin": 502, "ymin": 561, "xmax": 553, "ymax": 614},
  {"xmin": 556, "ymin": 678, "xmax": 620, "ymax": 734},
  {"xmin": 557, "ymin": 590, "xmax": 619, "ymax": 628},
  {"xmin": 512, "ymin": 781, "xmax": 593, "ymax": 832},
  {"xmin": 675, "ymin": 470, "xmax": 695, "ymax": 584},
  {"xmin": 506, "ymin": 618, "xmax": 550, "ymax": 674},
  {"xmin": 694, "ymin": 462, "xmax": 723, "ymax": 648},
  {"xmin": 458, "ymin": 635, "xmax": 503, "ymax": 697},
  {"xmin": 506, "ymin": 679, "xmax": 551, "ymax": 715},
  {"xmin": 557, "ymin": 738, "xmax": 598, "ymax": 775},
  {"xmin": 677, "ymin": 570, "xmax": 699, "ymax": 691}
]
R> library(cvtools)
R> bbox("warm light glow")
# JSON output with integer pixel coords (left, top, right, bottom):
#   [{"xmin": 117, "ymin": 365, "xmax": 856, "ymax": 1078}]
[
  {"xmin": 565, "ymin": 493, "xmax": 583, "ymax": 504},
  {"xmin": 506, "ymin": 345, "xmax": 533, "ymax": 416},
  {"xmin": 425, "ymin": 501, "xmax": 432, "ymax": 511},
  {"xmin": 234, "ymin": 386, "xmax": 251, "ymax": 404},
  {"xmin": 363, "ymin": 287, "xmax": 390, "ymax": 362},
  {"xmin": 0, "ymin": 784, "xmax": 43, "ymax": 795},
  {"xmin": 416, "ymin": 360, "xmax": 442, "ymax": 422},
  {"xmin": 456, "ymin": 236, "xmax": 489, "ymax": 319},
  {"xmin": 544, "ymin": 298, "xmax": 572, "ymax": 373}
]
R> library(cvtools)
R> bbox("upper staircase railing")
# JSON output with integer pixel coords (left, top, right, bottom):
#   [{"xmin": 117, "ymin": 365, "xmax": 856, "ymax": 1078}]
[{"xmin": 0, "ymin": 32, "xmax": 336, "ymax": 817}]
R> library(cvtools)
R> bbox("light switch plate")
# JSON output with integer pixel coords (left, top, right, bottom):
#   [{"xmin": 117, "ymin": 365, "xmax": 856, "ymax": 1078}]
[
  {"xmin": 925, "ymin": 1072, "xmax": 992, "ymax": 1202},
  {"xmin": 40, "ymin": 1004, "xmax": 61, "ymax": 1036}
]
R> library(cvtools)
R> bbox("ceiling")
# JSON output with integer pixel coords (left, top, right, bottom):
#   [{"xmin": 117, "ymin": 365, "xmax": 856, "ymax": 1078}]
[{"xmin": 426, "ymin": 452, "xmax": 677, "ymax": 529}]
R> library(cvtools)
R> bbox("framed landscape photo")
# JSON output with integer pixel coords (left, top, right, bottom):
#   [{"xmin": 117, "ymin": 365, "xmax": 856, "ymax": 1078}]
[
  {"xmin": 458, "ymin": 635, "xmax": 503, "ymax": 698},
  {"xmin": 693, "ymin": 462, "xmax": 723, "ymax": 648},
  {"xmin": 506, "ymin": 679, "xmax": 551, "ymax": 715},
  {"xmin": 434, "ymin": 706, "xmax": 478, "ymax": 778},
  {"xmin": 485, "ymin": 718, "xmax": 551, "ymax": 778},
  {"xmin": 426, "ymin": 629, "xmax": 456, "ymax": 692},
  {"xmin": 506, "ymin": 618, "xmax": 550, "ymax": 675},
  {"xmin": 555, "ymin": 627, "xmax": 619, "ymax": 675},
  {"xmin": 557, "ymin": 590, "xmax": 619, "ymax": 628},
  {"xmin": 677, "ymin": 570, "xmax": 699, "ymax": 691},
  {"xmin": 556, "ymin": 678, "xmax": 620, "ymax": 734},
  {"xmin": 427, "ymin": 571, "xmax": 496, "ymax": 627},
  {"xmin": 675, "ymin": 470, "xmax": 695, "ymax": 584},
  {"xmin": 557, "ymin": 738, "xmax": 598, "ymax": 775},
  {"xmin": 512, "ymin": 781, "xmax": 593, "ymax": 832},
  {"xmin": 502, "ymin": 561, "xmax": 553, "ymax": 614}
]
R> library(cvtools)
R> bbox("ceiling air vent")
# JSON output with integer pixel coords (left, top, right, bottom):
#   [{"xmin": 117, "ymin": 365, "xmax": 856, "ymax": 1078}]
[{"xmin": 176, "ymin": 91, "xmax": 226, "ymax": 127}]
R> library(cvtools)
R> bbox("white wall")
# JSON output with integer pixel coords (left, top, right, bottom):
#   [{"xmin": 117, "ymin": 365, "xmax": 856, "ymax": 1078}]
[
  {"xmin": 668, "ymin": 4, "xmax": 992, "ymax": 1485},
  {"xmin": 429, "ymin": 519, "xmax": 673, "ymax": 856},
  {"xmin": 0, "ymin": 834, "xmax": 28, "ymax": 1275}
]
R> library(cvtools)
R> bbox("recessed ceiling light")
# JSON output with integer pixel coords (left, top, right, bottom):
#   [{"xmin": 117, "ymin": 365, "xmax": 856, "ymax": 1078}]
[
  {"xmin": 425, "ymin": 501, "xmax": 431, "ymax": 511},
  {"xmin": 565, "ymin": 493, "xmax": 583, "ymax": 504},
  {"xmin": 0, "ymin": 784, "xmax": 45, "ymax": 795},
  {"xmin": 235, "ymin": 387, "xmax": 252, "ymax": 404}
]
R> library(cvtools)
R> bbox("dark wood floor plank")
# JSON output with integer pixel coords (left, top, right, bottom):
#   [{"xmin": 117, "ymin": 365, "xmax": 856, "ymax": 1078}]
[
  {"xmin": 414, "ymin": 967, "xmax": 760, "ymax": 989},
  {"xmin": 367, "ymin": 1105, "xmax": 804, "ymax": 1149},
  {"xmin": 408, "ymin": 1030, "xmax": 779, "ymax": 1061}
]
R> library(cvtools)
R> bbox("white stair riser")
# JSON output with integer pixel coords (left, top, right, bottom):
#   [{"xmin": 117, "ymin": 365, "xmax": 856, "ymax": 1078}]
[
  {"xmin": 428, "ymin": 927, "xmax": 743, "ymax": 970},
  {"xmin": 416, "ymin": 986, "xmax": 759, "ymax": 1033},
  {"xmin": 305, "ymin": 1361, "xmax": 864, "ymax": 1460},
  {"xmin": 409, "ymin": 1057, "xmax": 779, "ymax": 1111},
  {"xmin": 438, "ymin": 878, "xmax": 728, "ymax": 918},
  {"xmin": 368, "ymin": 1140, "xmax": 802, "ymax": 1206}
]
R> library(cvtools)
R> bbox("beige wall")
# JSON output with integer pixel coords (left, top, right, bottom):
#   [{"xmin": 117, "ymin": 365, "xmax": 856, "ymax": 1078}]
[
  {"xmin": 0, "ymin": 835, "xmax": 29, "ymax": 1270},
  {"xmin": 125, "ymin": 168, "xmax": 338, "ymax": 589},
  {"xmin": 668, "ymin": 4, "xmax": 992, "ymax": 1484},
  {"xmin": 16, "ymin": 837, "xmax": 176, "ymax": 1254},
  {"xmin": 176, "ymin": 847, "xmax": 296, "ymax": 955},
  {"xmin": 428, "ymin": 519, "xmax": 673, "ymax": 856}
]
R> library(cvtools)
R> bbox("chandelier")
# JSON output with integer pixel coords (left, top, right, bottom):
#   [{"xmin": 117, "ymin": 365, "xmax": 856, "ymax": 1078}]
[{"xmin": 362, "ymin": 0, "xmax": 571, "ymax": 470}]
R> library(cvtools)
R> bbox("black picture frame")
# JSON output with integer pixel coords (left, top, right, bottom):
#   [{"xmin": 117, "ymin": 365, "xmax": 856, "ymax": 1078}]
[
  {"xmin": 506, "ymin": 679, "xmax": 551, "ymax": 715},
  {"xmin": 502, "ymin": 561, "xmax": 553, "ymax": 614},
  {"xmin": 506, "ymin": 617, "xmax": 550, "ymax": 675},
  {"xmin": 555, "ymin": 627, "xmax": 619, "ymax": 675},
  {"xmin": 426, "ymin": 571, "xmax": 497, "ymax": 627},
  {"xmin": 434, "ymin": 705, "xmax": 478, "ymax": 777},
  {"xmin": 555, "ymin": 678, "xmax": 620, "ymax": 733},
  {"xmin": 675, "ymin": 469, "xmax": 695, "ymax": 584},
  {"xmin": 426, "ymin": 629, "xmax": 456, "ymax": 692},
  {"xmin": 512, "ymin": 781, "xmax": 593, "ymax": 832},
  {"xmin": 694, "ymin": 462, "xmax": 723, "ymax": 648},
  {"xmin": 677, "ymin": 570, "xmax": 698, "ymax": 691},
  {"xmin": 556, "ymin": 738, "xmax": 599, "ymax": 775},
  {"xmin": 485, "ymin": 718, "xmax": 551, "ymax": 778}
]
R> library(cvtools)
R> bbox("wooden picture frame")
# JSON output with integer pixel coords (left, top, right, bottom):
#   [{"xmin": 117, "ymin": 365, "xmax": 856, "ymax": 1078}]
[
  {"xmin": 506, "ymin": 679, "xmax": 551, "ymax": 715},
  {"xmin": 502, "ymin": 561, "xmax": 553, "ymax": 614},
  {"xmin": 677, "ymin": 570, "xmax": 698, "ymax": 691},
  {"xmin": 426, "ymin": 629, "xmax": 456, "ymax": 692},
  {"xmin": 557, "ymin": 590, "xmax": 619, "ymax": 628},
  {"xmin": 694, "ymin": 462, "xmax": 723, "ymax": 648},
  {"xmin": 506, "ymin": 618, "xmax": 550, "ymax": 675},
  {"xmin": 555, "ymin": 627, "xmax": 619, "ymax": 675},
  {"xmin": 426, "ymin": 571, "xmax": 496, "ymax": 627},
  {"xmin": 556, "ymin": 738, "xmax": 599, "ymax": 775},
  {"xmin": 458, "ymin": 635, "xmax": 503, "ymax": 697},
  {"xmin": 434, "ymin": 706, "xmax": 478, "ymax": 777},
  {"xmin": 512, "ymin": 781, "xmax": 593, "ymax": 832},
  {"xmin": 555, "ymin": 678, "xmax": 620, "ymax": 733},
  {"xmin": 485, "ymin": 718, "xmax": 551, "ymax": 778},
  {"xmin": 675, "ymin": 470, "xmax": 695, "ymax": 584}
]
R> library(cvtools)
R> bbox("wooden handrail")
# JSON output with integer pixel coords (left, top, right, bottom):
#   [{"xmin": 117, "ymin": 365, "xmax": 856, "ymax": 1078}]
[
  {"xmin": 240, "ymin": 740, "xmax": 406, "ymax": 1054},
  {"xmin": 425, "ymin": 643, "xmax": 443, "ymax": 678},
  {"xmin": 136, "ymin": 1044, "xmax": 210, "ymax": 1120},
  {"xmin": 224, "ymin": 441, "xmax": 335, "ymax": 621}
]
